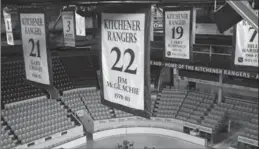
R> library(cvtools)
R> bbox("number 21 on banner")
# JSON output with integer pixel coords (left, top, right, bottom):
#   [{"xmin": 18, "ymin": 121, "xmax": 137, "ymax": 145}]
[
  {"xmin": 28, "ymin": 39, "xmax": 41, "ymax": 57},
  {"xmin": 20, "ymin": 12, "xmax": 51, "ymax": 85}
]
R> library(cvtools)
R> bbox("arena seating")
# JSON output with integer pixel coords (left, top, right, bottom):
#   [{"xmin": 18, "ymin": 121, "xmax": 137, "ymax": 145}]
[
  {"xmin": 52, "ymin": 57, "xmax": 74, "ymax": 92},
  {"xmin": 78, "ymin": 88, "xmax": 114, "ymax": 120},
  {"xmin": 2, "ymin": 97, "xmax": 76, "ymax": 145},
  {"xmin": 176, "ymin": 92, "xmax": 215, "ymax": 124},
  {"xmin": 201, "ymin": 108, "xmax": 227, "ymax": 133},
  {"xmin": 239, "ymin": 118, "xmax": 258, "ymax": 141},
  {"xmin": 1, "ymin": 61, "xmax": 46, "ymax": 105},
  {"xmin": 1, "ymin": 57, "xmax": 75, "ymax": 106},
  {"xmin": 61, "ymin": 90, "xmax": 86, "ymax": 114},
  {"xmin": 1, "ymin": 119, "xmax": 18, "ymax": 149},
  {"xmin": 211, "ymin": 97, "xmax": 257, "ymax": 126},
  {"xmin": 60, "ymin": 56, "xmax": 97, "ymax": 88},
  {"xmin": 1, "ymin": 57, "xmax": 257, "ymax": 149},
  {"xmin": 155, "ymin": 88, "xmax": 186, "ymax": 118},
  {"xmin": 114, "ymin": 109, "xmax": 133, "ymax": 118}
]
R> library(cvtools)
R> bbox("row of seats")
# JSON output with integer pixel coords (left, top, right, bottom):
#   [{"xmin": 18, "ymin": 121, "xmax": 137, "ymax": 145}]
[
  {"xmin": 216, "ymin": 97, "xmax": 258, "ymax": 125},
  {"xmin": 62, "ymin": 90, "xmax": 86, "ymax": 114},
  {"xmin": 1, "ymin": 60, "xmax": 45, "ymax": 105},
  {"xmin": 176, "ymin": 92, "xmax": 215, "ymax": 125},
  {"xmin": 78, "ymin": 88, "xmax": 113, "ymax": 120},
  {"xmin": 224, "ymin": 97, "xmax": 258, "ymax": 108},
  {"xmin": 114, "ymin": 109, "xmax": 133, "ymax": 118},
  {"xmin": 73, "ymin": 88, "xmax": 134, "ymax": 119},
  {"xmin": 52, "ymin": 57, "xmax": 74, "ymax": 91},
  {"xmin": 0, "ymin": 120, "xmax": 18, "ymax": 149},
  {"xmin": 60, "ymin": 56, "xmax": 98, "ymax": 88},
  {"xmin": 154, "ymin": 88, "xmax": 185, "ymax": 118},
  {"xmin": 201, "ymin": 108, "xmax": 226, "ymax": 133},
  {"xmin": 1, "ymin": 57, "xmax": 78, "ymax": 106},
  {"xmin": 239, "ymin": 118, "xmax": 258, "ymax": 141},
  {"xmin": 1, "ymin": 78, "xmax": 257, "ymax": 148},
  {"xmin": 2, "ymin": 97, "xmax": 76, "ymax": 145},
  {"xmin": 202, "ymin": 96, "xmax": 258, "ymax": 141}
]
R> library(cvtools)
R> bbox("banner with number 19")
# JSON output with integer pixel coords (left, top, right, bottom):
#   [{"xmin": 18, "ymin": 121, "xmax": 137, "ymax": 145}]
[{"xmin": 164, "ymin": 8, "xmax": 192, "ymax": 60}]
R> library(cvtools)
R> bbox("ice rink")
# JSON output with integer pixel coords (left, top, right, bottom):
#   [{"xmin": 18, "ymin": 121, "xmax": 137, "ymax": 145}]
[{"xmin": 78, "ymin": 134, "xmax": 207, "ymax": 149}]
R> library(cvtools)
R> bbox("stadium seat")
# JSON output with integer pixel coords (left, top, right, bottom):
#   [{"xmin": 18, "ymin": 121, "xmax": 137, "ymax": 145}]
[
  {"xmin": 2, "ymin": 97, "xmax": 76, "ymax": 145},
  {"xmin": 79, "ymin": 88, "xmax": 114, "ymax": 120},
  {"xmin": 1, "ymin": 61, "xmax": 46, "ymax": 105}
]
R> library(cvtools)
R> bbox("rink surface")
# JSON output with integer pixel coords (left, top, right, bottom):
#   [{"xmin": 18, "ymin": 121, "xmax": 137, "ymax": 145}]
[{"xmin": 77, "ymin": 134, "xmax": 207, "ymax": 149}]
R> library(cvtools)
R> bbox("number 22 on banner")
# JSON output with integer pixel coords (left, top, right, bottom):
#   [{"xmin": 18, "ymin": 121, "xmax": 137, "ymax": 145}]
[
  {"xmin": 110, "ymin": 47, "xmax": 137, "ymax": 74},
  {"xmin": 20, "ymin": 13, "xmax": 50, "ymax": 85}
]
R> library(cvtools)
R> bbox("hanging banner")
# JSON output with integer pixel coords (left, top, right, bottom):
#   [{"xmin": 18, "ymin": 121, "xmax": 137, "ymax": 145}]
[
  {"xmin": 20, "ymin": 12, "xmax": 51, "ymax": 85},
  {"xmin": 62, "ymin": 11, "xmax": 76, "ymax": 47},
  {"xmin": 3, "ymin": 10, "xmax": 14, "ymax": 45},
  {"xmin": 234, "ymin": 10, "xmax": 258, "ymax": 67},
  {"xmin": 102, "ymin": 13, "xmax": 145, "ymax": 110},
  {"xmin": 100, "ymin": 5, "xmax": 151, "ymax": 119},
  {"xmin": 152, "ymin": 5, "xmax": 163, "ymax": 37},
  {"xmin": 164, "ymin": 8, "xmax": 192, "ymax": 60},
  {"xmin": 75, "ymin": 12, "xmax": 85, "ymax": 36}
]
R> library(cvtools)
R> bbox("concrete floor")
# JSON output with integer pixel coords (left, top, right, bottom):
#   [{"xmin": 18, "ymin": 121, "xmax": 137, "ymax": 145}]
[{"xmin": 77, "ymin": 134, "xmax": 207, "ymax": 149}]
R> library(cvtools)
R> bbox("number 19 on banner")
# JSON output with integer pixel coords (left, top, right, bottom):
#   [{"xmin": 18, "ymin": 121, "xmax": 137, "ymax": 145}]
[{"xmin": 20, "ymin": 12, "xmax": 51, "ymax": 85}]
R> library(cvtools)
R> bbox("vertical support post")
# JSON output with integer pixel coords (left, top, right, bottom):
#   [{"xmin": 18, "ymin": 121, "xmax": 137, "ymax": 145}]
[
  {"xmin": 209, "ymin": 45, "xmax": 212, "ymax": 62},
  {"xmin": 218, "ymin": 73, "xmax": 223, "ymax": 103},
  {"xmin": 150, "ymin": 5, "xmax": 154, "ymax": 41},
  {"xmin": 174, "ymin": 68, "xmax": 179, "ymax": 89},
  {"xmin": 214, "ymin": 0, "xmax": 217, "ymax": 12}
]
